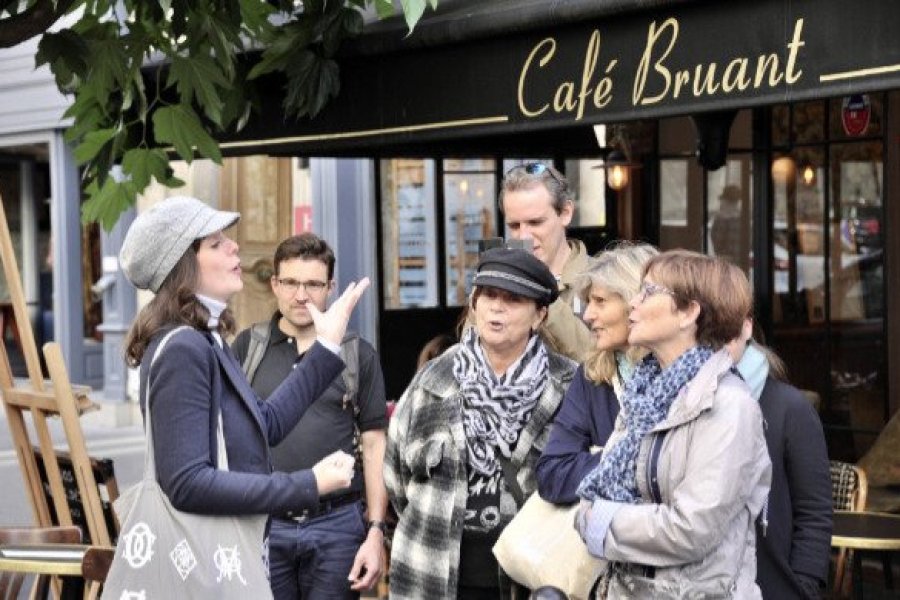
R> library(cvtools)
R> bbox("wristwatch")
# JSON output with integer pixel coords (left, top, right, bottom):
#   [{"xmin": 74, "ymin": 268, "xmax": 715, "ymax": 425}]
[{"xmin": 367, "ymin": 520, "xmax": 388, "ymax": 534}]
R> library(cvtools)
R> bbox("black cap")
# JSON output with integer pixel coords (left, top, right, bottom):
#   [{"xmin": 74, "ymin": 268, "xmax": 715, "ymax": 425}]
[{"xmin": 473, "ymin": 248, "xmax": 559, "ymax": 306}]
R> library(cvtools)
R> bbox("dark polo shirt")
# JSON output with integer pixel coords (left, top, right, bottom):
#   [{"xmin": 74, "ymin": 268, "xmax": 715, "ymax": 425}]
[{"xmin": 232, "ymin": 313, "xmax": 387, "ymax": 497}]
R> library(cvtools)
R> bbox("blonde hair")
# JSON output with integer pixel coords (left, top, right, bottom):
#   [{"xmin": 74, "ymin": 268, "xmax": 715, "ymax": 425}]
[{"xmin": 578, "ymin": 242, "xmax": 658, "ymax": 385}]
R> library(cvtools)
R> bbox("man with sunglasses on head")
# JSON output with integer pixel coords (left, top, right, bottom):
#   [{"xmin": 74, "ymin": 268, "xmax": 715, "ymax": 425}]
[
  {"xmin": 233, "ymin": 233, "xmax": 388, "ymax": 600},
  {"xmin": 499, "ymin": 162, "xmax": 593, "ymax": 361}
]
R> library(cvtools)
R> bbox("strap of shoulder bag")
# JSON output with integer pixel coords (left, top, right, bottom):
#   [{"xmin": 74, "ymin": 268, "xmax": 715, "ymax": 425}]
[{"xmin": 496, "ymin": 455, "xmax": 526, "ymax": 508}]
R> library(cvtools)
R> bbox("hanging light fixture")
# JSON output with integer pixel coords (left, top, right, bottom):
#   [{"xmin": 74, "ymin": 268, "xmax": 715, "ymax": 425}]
[
  {"xmin": 605, "ymin": 150, "xmax": 633, "ymax": 191},
  {"xmin": 600, "ymin": 124, "xmax": 641, "ymax": 191},
  {"xmin": 800, "ymin": 163, "xmax": 816, "ymax": 187}
]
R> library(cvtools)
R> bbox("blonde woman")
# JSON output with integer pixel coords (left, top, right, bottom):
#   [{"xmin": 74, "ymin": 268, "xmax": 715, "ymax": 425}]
[{"xmin": 536, "ymin": 242, "xmax": 657, "ymax": 504}]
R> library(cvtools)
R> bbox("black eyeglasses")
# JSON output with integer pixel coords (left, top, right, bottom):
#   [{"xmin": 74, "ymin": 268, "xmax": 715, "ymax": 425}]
[
  {"xmin": 507, "ymin": 162, "xmax": 565, "ymax": 186},
  {"xmin": 275, "ymin": 278, "xmax": 329, "ymax": 295}
]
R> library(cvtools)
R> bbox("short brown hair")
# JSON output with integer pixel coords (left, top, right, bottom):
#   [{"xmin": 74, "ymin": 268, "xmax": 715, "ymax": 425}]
[
  {"xmin": 499, "ymin": 163, "xmax": 573, "ymax": 215},
  {"xmin": 274, "ymin": 233, "xmax": 335, "ymax": 279},
  {"xmin": 643, "ymin": 249, "xmax": 751, "ymax": 349}
]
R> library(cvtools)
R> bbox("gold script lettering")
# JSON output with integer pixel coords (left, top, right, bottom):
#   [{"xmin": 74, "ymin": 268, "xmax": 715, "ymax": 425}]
[
  {"xmin": 554, "ymin": 82, "xmax": 578, "ymax": 112},
  {"xmin": 721, "ymin": 58, "xmax": 750, "ymax": 92},
  {"xmin": 693, "ymin": 63, "xmax": 721, "ymax": 96},
  {"xmin": 633, "ymin": 18, "xmax": 679, "ymax": 106},
  {"xmin": 576, "ymin": 30, "xmax": 602, "ymax": 120},
  {"xmin": 633, "ymin": 17, "xmax": 806, "ymax": 105},
  {"xmin": 593, "ymin": 59, "xmax": 616, "ymax": 109},
  {"xmin": 755, "ymin": 54, "xmax": 783, "ymax": 87},
  {"xmin": 785, "ymin": 18, "xmax": 805, "ymax": 84},
  {"xmin": 518, "ymin": 38, "xmax": 555, "ymax": 117}
]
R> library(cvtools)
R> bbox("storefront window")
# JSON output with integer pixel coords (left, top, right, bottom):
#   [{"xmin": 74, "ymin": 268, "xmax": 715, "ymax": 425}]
[
  {"xmin": 380, "ymin": 159, "xmax": 438, "ymax": 309},
  {"xmin": 771, "ymin": 150, "xmax": 827, "ymax": 325},
  {"xmin": 829, "ymin": 143, "xmax": 883, "ymax": 322},
  {"xmin": 443, "ymin": 159, "xmax": 496, "ymax": 306},
  {"xmin": 563, "ymin": 158, "xmax": 607, "ymax": 227},
  {"xmin": 659, "ymin": 158, "xmax": 704, "ymax": 251},
  {"xmin": 769, "ymin": 95, "xmax": 886, "ymax": 461},
  {"xmin": 706, "ymin": 158, "xmax": 752, "ymax": 273}
]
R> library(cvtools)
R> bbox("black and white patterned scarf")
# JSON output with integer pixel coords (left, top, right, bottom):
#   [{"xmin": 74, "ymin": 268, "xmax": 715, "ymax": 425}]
[{"xmin": 453, "ymin": 326, "xmax": 549, "ymax": 478}]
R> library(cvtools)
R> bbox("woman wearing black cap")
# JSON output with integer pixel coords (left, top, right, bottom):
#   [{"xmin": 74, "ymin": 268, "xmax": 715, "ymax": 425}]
[{"xmin": 384, "ymin": 247, "xmax": 577, "ymax": 600}]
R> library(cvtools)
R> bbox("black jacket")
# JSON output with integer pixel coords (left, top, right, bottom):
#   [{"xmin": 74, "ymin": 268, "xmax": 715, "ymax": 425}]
[{"xmin": 755, "ymin": 377, "xmax": 832, "ymax": 599}]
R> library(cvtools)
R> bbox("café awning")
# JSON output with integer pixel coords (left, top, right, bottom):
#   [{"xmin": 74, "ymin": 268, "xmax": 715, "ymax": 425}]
[{"xmin": 219, "ymin": 0, "xmax": 900, "ymax": 156}]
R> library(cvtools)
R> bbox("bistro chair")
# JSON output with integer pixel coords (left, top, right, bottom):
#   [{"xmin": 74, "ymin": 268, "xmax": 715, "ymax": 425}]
[
  {"xmin": 0, "ymin": 525, "xmax": 82, "ymax": 600},
  {"xmin": 831, "ymin": 461, "xmax": 868, "ymax": 596}
]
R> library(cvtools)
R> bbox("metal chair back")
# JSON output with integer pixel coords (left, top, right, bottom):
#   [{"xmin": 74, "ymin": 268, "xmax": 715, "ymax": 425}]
[{"xmin": 831, "ymin": 461, "xmax": 868, "ymax": 595}]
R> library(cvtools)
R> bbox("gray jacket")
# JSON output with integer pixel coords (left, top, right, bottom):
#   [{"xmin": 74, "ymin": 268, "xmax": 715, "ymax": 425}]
[
  {"xmin": 602, "ymin": 350, "xmax": 772, "ymax": 599},
  {"xmin": 384, "ymin": 343, "xmax": 576, "ymax": 599}
]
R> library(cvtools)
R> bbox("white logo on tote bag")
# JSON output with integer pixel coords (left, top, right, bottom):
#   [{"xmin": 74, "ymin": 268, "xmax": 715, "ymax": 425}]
[
  {"xmin": 170, "ymin": 539, "xmax": 198, "ymax": 580},
  {"xmin": 120, "ymin": 523, "xmax": 156, "ymax": 568},
  {"xmin": 214, "ymin": 545, "xmax": 248, "ymax": 584}
]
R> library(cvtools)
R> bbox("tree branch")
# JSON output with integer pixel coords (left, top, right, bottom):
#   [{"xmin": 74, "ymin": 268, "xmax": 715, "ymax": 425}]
[{"xmin": 0, "ymin": 0, "xmax": 77, "ymax": 49}]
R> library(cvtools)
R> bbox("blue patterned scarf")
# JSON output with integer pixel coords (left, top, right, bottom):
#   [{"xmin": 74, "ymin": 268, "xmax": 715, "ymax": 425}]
[{"xmin": 577, "ymin": 345, "xmax": 714, "ymax": 502}]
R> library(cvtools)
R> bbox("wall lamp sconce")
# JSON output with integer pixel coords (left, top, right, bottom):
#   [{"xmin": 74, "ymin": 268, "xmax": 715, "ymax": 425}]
[
  {"xmin": 605, "ymin": 149, "xmax": 639, "ymax": 191},
  {"xmin": 595, "ymin": 123, "xmax": 641, "ymax": 191}
]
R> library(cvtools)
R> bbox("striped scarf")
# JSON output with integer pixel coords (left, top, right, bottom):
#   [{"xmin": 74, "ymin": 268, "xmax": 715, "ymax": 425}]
[
  {"xmin": 453, "ymin": 327, "xmax": 549, "ymax": 478},
  {"xmin": 577, "ymin": 345, "xmax": 713, "ymax": 502}
]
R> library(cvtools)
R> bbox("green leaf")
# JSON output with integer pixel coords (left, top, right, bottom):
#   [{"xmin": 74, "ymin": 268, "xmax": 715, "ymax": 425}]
[
  {"xmin": 400, "ymin": 0, "xmax": 427, "ymax": 31},
  {"xmin": 248, "ymin": 20, "xmax": 314, "ymax": 80},
  {"xmin": 73, "ymin": 128, "xmax": 117, "ymax": 165},
  {"xmin": 152, "ymin": 105, "xmax": 223, "ymax": 164},
  {"xmin": 85, "ymin": 37, "xmax": 130, "ymax": 99},
  {"xmin": 81, "ymin": 177, "xmax": 138, "ymax": 232},
  {"xmin": 121, "ymin": 148, "xmax": 170, "ymax": 191},
  {"xmin": 36, "ymin": 30, "xmax": 89, "ymax": 88},
  {"xmin": 239, "ymin": 0, "xmax": 275, "ymax": 36},
  {"xmin": 284, "ymin": 52, "xmax": 340, "ymax": 117},
  {"xmin": 342, "ymin": 8, "xmax": 364, "ymax": 36},
  {"xmin": 374, "ymin": 0, "xmax": 395, "ymax": 19},
  {"xmin": 168, "ymin": 54, "xmax": 229, "ymax": 126},
  {"xmin": 63, "ymin": 91, "xmax": 106, "ymax": 143}
]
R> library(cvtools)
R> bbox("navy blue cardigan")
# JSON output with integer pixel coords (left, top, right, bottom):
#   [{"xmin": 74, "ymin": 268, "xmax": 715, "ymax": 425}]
[
  {"xmin": 535, "ymin": 365, "xmax": 620, "ymax": 505},
  {"xmin": 140, "ymin": 327, "xmax": 344, "ymax": 515},
  {"xmin": 755, "ymin": 376, "xmax": 832, "ymax": 598}
]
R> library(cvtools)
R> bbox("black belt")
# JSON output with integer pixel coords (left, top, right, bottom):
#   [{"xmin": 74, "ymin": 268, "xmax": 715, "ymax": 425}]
[
  {"xmin": 612, "ymin": 561, "xmax": 656, "ymax": 580},
  {"xmin": 279, "ymin": 491, "xmax": 362, "ymax": 523}
]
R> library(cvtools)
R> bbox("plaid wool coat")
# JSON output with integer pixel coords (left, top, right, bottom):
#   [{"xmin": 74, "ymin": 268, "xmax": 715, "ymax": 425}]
[{"xmin": 384, "ymin": 343, "xmax": 576, "ymax": 599}]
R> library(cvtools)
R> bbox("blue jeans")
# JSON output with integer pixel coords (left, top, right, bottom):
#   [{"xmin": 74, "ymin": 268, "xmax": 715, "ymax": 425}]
[{"xmin": 269, "ymin": 501, "xmax": 367, "ymax": 600}]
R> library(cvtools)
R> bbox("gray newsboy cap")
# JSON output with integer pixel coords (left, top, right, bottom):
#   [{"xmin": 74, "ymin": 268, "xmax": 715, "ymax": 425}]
[{"xmin": 120, "ymin": 196, "xmax": 240, "ymax": 292}]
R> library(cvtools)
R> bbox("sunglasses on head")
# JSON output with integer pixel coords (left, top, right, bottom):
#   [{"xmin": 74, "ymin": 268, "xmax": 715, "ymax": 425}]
[{"xmin": 507, "ymin": 162, "xmax": 564, "ymax": 186}]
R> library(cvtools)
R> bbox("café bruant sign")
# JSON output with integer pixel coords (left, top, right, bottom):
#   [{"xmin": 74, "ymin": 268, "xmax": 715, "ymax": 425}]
[
  {"xmin": 517, "ymin": 17, "xmax": 806, "ymax": 122},
  {"xmin": 225, "ymin": 0, "xmax": 900, "ymax": 153}
]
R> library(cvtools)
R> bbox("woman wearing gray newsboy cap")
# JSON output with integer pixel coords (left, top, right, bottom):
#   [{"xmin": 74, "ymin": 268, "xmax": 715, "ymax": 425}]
[{"xmin": 121, "ymin": 196, "xmax": 369, "ymax": 526}]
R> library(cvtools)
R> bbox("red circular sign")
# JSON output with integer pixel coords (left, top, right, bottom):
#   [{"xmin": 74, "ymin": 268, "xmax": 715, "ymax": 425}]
[{"xmin": 842, "ymin": 94, "xmax": 871, "ymax": 137}]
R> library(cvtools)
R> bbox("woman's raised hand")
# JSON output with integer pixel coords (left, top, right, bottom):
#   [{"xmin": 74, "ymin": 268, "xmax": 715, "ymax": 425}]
[{"xmin": 307, "ymin": 278, "xmax": 371, "ymax": 346}]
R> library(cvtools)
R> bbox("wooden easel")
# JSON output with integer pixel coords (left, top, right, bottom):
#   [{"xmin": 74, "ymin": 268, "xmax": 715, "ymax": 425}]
[{"xmin": 0, "ymin": 192, "xmax": 114, "ymax": 549}]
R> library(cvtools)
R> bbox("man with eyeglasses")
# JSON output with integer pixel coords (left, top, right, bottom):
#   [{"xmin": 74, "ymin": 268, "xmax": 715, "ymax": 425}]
[
  {"xmin": 232, "ymin": 233, "xmax": 388, "ymax": 600},
  {"xmin": 500, "ymin": 162, "xmax": 593, "ymax": 361}
]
